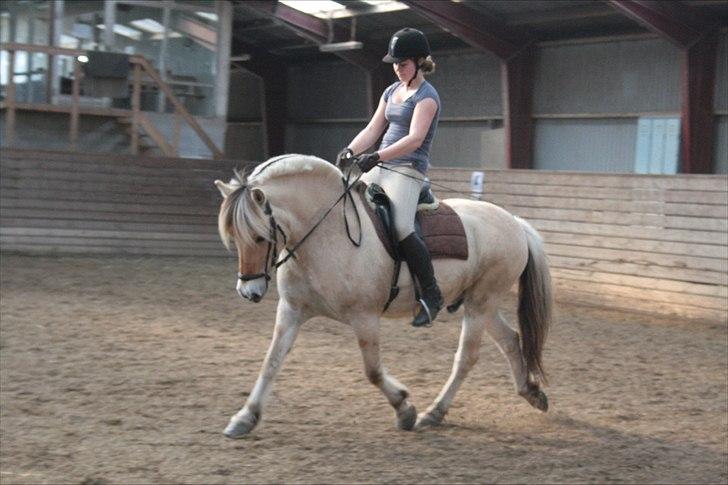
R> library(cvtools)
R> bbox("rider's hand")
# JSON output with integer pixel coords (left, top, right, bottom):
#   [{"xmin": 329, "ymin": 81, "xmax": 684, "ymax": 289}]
[
  {"xmin": 336, "ymin": 147, "xmax": 353, "ymax": 168},
  {"xmin": 356, "ymin": 152, "xmax": 380, "ymax": 173}
]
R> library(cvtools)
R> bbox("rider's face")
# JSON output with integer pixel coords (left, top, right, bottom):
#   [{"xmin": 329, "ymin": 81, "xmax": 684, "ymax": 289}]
[{"xmin": 393, "ymin": 59, "xmax": 416, "ymax": 82}]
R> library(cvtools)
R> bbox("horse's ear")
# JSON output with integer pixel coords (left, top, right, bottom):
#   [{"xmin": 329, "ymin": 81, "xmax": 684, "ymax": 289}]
[
  {"xmin": 214, "ymin": 179, "xmax": 234, "ymax": 198},
  {"xmin": 251, "ymin": 188, "xmax": 266, "ymax": 205}
]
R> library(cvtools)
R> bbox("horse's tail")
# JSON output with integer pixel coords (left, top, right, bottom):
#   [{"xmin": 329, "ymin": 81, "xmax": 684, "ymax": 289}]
[{"xmin": 514, "ymin": 217, "xmax": 552, "ymax": 385}]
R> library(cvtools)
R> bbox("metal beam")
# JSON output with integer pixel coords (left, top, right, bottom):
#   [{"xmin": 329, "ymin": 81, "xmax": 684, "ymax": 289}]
[
  {"xmin": 401, "ymin": 0, "xmax": 533, "ymax": 60},
  {"xmin": 681, "ymin": 31, "xmax": 720, "ymax": 173},
  {"xmin": 606, "ymin": 0, "xmax": 715, "ymax": 48},
  {"xmin": 502, "ymin": 46, "xmax": 535, "ymax": 170}
]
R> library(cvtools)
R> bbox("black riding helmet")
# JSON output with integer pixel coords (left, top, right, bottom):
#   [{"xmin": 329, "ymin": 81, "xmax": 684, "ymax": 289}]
[{"xmin": 382, "ymin": 28, "xmax": 431, "ymax": 63}]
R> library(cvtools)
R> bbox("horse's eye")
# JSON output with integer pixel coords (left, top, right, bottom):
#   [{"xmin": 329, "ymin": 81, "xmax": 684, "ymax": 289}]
[{"xmin": 254, "ymin": 236, "xmax": 266, "ymax": 244}]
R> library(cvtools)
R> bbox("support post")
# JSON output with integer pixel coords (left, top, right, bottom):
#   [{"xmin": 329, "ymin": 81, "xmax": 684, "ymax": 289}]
[
  {"xmin": 173, "ymin": 108, "xmax": 181, "ymax": 156},
  {"xmin": 367, "ymin": 64, "xmax": 393, "ymax": 116},
  {"xmin": 70, "ymin": 57, "xmax": 81, "ymax": 150},
  {"xmin": 501, "ymin": 46, "xmax": 535, "ymax": 169},
  {"xmin": 5, "ymin": 50, "xmax": 16, "ymax": 147},
  {"xmin": 260, "ymin": 65, "xmax": 287, "ymax": 157},
  {"xmin": 681, "ymin": 32, "xmax": 719, "ymax": 174},
  {"xmin": 131, "ymin": 62, "xmax": 142, "ymax": 155}
]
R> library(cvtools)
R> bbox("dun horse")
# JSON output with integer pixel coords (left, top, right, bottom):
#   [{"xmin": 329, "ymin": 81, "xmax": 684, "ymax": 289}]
[{"xmin": 215, "ymin": 154, "xmax": 552, "ymax": 437}]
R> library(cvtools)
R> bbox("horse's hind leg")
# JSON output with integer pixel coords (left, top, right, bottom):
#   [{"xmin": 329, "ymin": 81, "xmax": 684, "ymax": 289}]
[
  {"xmin": 486, "ymin": 310, "xmax": 548, "ymax": 411},
  {"xmin": 415, "ymin": 305, "xmax": 485, "ymax": 429},
  {"xmin": 353, "ymin": 317, "xmax": 417, "ymax": 431}
]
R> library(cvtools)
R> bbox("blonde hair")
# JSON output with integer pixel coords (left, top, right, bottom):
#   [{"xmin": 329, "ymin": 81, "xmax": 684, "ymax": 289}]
[{"xmin": 419, "ymin": 55, "xmax": 436, "ymax": 74}]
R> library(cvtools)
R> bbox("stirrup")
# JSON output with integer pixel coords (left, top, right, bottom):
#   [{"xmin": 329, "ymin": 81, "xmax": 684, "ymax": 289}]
[{"xmin": 412, "ymin": 298, "xmax": 436, "ymax": 328}]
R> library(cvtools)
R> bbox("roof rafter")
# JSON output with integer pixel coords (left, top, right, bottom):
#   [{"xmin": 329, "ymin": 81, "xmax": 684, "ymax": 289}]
[
  {"xmin": 400, "ymin": 0, "xmax": 534, "ymax": 60},
  {"xmin": 606, "ymin": 0, "xmax": 719, "ymax": 48},
  {"xmin": 241, "ymin": 0, "xmax": 380, "ymax": 71}
]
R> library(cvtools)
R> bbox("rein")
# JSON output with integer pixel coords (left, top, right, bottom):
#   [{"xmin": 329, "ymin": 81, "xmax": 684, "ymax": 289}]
[{"xmin": 237, "ymin": 162, "xmax": 363, "ymax": 284}]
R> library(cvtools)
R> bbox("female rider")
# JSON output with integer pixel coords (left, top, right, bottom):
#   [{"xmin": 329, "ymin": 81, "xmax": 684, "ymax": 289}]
[{"xmin": 337, "ymin": 28, "xmax": 442, "ymax": 327}]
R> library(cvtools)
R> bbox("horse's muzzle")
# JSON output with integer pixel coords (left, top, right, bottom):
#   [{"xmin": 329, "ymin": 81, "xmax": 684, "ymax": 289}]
[{"xmin": 237, "ymin": 278, "xmax": 267, "ymax": 303}]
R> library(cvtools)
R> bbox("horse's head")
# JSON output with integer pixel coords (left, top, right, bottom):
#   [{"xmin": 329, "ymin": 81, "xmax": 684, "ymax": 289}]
[
  {"xmin": 215, "ymin": 171, "xmax": 275, "ymax": 303},
  {"xmin": 215, "ymin": 155, "xmax": 343, "ymax": 303}
]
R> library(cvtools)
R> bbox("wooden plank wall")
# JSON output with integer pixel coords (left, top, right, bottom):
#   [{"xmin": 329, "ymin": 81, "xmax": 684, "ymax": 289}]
[
  {"xmin": 1, "ymin": 149, "xmax": 726, "ymax": 322},
  {"xmin": 428, "ymin": 168, "xmax": 728, "ymax": 323},
  {"xmin": 0, "ymin": 149, "xmax": 246, "ymax": 257}
]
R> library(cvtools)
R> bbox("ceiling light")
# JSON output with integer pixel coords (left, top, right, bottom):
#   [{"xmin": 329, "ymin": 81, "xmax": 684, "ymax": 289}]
[
  {"xmin": 96, "ymin": 24, "xmax": 142, "ymax": 41},
  {"xmin": 195, "ymin": 11, "xmax": 218, "ymax": 22},
  {"xmin": 130, "ymin": 18, "xmax": 165, "ymax": 34},
  {"xmin": 279, "ymin": 0, "xmax": 345, "ymax": 16},
  {"xmin": 319, "ymin": 40, "xmax": 363, "ymax": 52}
]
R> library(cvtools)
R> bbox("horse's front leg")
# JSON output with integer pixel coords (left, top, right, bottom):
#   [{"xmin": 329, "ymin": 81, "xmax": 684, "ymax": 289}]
[
  {"xmin": 223, "ymin": 299, "xmax": 304, "ymax": 438},
  {"xmin": 353, "ymin": 317, "xmax": 417, "ymax": 431}
]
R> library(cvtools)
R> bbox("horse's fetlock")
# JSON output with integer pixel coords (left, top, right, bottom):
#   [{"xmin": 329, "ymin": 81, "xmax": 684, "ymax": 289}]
[{"xmin": 365, "ymin": 368, "xmax": 383, "ymax": 385}]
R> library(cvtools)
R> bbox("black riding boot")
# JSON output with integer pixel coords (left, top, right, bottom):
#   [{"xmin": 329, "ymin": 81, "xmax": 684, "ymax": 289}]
[{"xmin": 399, "ymin": 232, "xmax": 443, "ymax": 327}]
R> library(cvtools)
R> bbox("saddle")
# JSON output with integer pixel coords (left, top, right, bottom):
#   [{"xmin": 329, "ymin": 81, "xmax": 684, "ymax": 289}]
[
  {"xmin": 358, "ymin": 182, "xmax": 469, "ymax": 262},
  {"xmin": 357, "ymin": 181, "xmax": 469, "ymax": 311}
]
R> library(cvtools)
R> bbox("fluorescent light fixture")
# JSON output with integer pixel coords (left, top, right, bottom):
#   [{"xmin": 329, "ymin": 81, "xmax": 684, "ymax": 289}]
[
  {"xmin": 150, "ymin": 31, "xmax": 182, "ymax": 41},
  {"xmin": 195, "ymin": 11, "xmax": 218, "ymax": 22},
  {"xmin": 319, "ymin": 40, "xmax": 363, "ymax": 52},
  {"xmin": 96, "ymin": 24, "xmax": 142, "ymax": 41},
  {"xmin": 130, "ymin": 18, "xmax": 165, "ymax": 34},
  {"xmin": 279, "ymin": 0, "xmax": 345, "ymax": 16},
  {"xmin": 231, "ymin": 54, "xmax": 252, "ymax": 61}
]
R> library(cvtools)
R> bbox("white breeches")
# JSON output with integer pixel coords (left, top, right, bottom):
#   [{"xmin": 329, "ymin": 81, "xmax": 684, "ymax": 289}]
[{"xmin": 362, "ymin": 163, "xmax": 424, "ymax": 242}]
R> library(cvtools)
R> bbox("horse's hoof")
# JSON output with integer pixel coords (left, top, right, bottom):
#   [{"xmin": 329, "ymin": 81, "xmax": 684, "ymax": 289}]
[
  {"xmin": 223, "ymin": 414, "xmax": 258, "ymax": 438},
  {"xmin": 396, "ymin": 402, "xmax": 417, "ymax": 431},
  {"xmin": 525, "ymin": 389, "xmax": 549, "ymax": 412},
  {"xmin": 415, "ymin": 410, "xmax": 443, "ymax": 430}
]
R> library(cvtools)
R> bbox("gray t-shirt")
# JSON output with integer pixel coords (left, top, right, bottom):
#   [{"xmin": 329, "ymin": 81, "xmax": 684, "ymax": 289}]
[{"xmin": 380, "ymin": 80, "xmax": 441, "ymax": 174}]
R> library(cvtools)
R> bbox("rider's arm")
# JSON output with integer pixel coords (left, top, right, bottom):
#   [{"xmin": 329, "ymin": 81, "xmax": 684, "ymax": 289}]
[
  {"xmin": 376, "ymin": 98, "xmax": 437, "ymax": 162},
  {"xmin": 347, "ymin": 96, "xmax": 388, "ymax": 155}
]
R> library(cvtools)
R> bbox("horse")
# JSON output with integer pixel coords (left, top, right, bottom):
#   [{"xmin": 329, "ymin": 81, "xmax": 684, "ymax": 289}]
[{"xmin": 214, "ymin": 154, "xmax": 552, "ymax": 438}]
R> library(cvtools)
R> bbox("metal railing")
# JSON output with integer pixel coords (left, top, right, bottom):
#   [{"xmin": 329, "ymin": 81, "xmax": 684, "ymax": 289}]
[{"xmin": 0, "ymin": 42, "xmax": 224, "ymax": 159}]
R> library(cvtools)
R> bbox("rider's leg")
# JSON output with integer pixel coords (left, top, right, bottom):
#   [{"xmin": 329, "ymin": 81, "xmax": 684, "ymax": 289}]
[{"xmin": 379, "ymin": 164, "xmax": 443, "ymax": 327}]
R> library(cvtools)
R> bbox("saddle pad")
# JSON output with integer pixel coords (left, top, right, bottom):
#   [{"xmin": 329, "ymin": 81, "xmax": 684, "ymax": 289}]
[{"xmin": 358, "ymin": 183, "xmax": 469, "ymax": 261}]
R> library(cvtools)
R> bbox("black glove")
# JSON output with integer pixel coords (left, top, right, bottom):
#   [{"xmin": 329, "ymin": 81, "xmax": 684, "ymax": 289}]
[
  {"xmin": 336, "ymin": 147, "xmax": 353, "ymax": 168},
  {"xmin": 356, "ymin": 152, "xmax": 380, "ymax": 173}
]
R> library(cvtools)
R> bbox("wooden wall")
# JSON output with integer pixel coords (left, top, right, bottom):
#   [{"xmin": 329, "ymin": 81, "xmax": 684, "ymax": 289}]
[
  {"xmin": 0, "ymin": 149, "xmax": 246, "ymax": 257},
  {"xmin": 428, "ymin": 168, "xmax": 728, "ymax": 323},
  {"xmin": 1, "ymin": 149, "xmax": 726, "ymax": 322}
]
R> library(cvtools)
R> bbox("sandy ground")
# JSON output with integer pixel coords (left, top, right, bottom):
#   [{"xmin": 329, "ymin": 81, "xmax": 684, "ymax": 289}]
[{"xmin": 0, "ymin": 254, "xmax": 726, "ymax": 484}]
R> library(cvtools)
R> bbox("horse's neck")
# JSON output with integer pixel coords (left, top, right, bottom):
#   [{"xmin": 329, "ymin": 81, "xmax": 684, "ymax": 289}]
[
  {"xmin": 268, "ymin": 174, "xmax": 348, "ymax": 243},
  {"xmin": 271, "ymin": 176, "xmax": 376, "ymax": 270}
]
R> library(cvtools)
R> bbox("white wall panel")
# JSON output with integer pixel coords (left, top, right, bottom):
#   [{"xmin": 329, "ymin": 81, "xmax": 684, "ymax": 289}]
[
  {"xmin": 534, "ymin": 118, "xmax": 637, "ymax": 172},
  {"xmin": 426, "ymin": 52, "xmax": 502, "ymax": 117},
  {"xmin": 535, "ymin": 38, "xmax": 681, "ymax": 114}
]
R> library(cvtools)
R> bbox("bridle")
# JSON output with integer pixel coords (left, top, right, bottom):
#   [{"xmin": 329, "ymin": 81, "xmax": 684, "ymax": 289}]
[{"xmin": 236, "ymin": 159, "xmax": 363, "ymax": 286}]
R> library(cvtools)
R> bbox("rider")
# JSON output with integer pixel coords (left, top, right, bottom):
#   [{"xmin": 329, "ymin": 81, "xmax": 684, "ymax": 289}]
[{"xmin": 337, "ymin": 28, "xmax": 442, "ymax": 327}]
